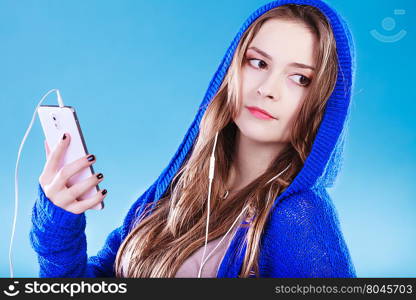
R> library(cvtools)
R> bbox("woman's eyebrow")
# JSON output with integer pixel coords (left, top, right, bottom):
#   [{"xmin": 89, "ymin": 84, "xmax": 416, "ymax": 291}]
[
  {"xmin": 248, "ymin": 46, "xmax": 273, "ymax": 61},
  {"xmin": 248, "ymin": 46, "xmax": 316, "ymax": 71}
]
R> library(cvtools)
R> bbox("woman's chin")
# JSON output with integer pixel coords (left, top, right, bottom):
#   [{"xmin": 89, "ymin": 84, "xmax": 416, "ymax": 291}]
[{"xmin": 237, "ymin": 127, "xmax": 282, "ymax": 145}]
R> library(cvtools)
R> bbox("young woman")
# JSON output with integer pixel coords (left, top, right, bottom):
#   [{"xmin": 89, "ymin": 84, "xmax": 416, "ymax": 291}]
[{"xmin": 31, "ymin": 0, "xmax": 357, "ymax": 278}]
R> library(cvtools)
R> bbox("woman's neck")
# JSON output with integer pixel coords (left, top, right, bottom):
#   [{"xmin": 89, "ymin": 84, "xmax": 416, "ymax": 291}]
[{"xmin": 226, "ymin": 131, "xmax": 285, "ymax": 191}]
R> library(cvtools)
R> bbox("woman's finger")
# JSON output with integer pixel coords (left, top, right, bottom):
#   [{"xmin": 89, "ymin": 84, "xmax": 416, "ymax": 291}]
[
  {"xmin": 66, "ymin": 189, "xmax": 107, "ymax": 214},
  {"xmin": 66, "ymin": 172, "xmax": 104, "ymax": 201},
  {"xmin": 43, "ymin": 132, "xmax": 71, "ymax": 178},
  {"xmin": 51, "ymin": 153, "xmax": 96, "ymax": 190},
  {"xmin": 44, "ymin": 139, "xmax": 51, "ymax": 159}
]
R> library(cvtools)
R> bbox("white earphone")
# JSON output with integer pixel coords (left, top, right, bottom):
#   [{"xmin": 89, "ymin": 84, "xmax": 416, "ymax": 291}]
[
  {"xmin": 10, "ymin": 89, "xmax": 64, "ymax": 278},
  {"xmin": 197, "ymin": 131, "xmax": 291, "ymax": 278},
  {"xmin": 197, "ymin": 131, "xmax": 249, "ymax": 277}
]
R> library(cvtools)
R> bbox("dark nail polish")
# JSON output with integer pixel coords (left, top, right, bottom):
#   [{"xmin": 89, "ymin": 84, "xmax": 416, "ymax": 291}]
[
  {"xmin": 62, "ymin": 133, "xmax": 66, "ymax": 140},
  {"xmin": 87, "ymin": 154, "xmax": 95, "ymax": 162},
  {"xmin": 96, "ymin": 173, "xmax": 103, "ymax": 179},
  {"xmin": 101, "ymin": 189, "xmax": 107, "ymax": 195}
]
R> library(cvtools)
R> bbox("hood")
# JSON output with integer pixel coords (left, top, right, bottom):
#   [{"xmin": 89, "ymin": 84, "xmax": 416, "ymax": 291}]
[{"xmin": 121, "ymin": 0, "xmax": 356, "ymax": 239}]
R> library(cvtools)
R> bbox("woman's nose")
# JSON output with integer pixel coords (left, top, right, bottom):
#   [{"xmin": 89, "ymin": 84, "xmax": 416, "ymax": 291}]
[{"xmin": 257, "ymin": 75, "xmax": 282, "ymax": 101}]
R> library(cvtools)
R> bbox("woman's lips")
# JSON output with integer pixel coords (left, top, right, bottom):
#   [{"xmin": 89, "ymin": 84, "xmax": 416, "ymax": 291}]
[{"xmin": 246, "ymin": 106, "xmax": 276, "ymax": 120}]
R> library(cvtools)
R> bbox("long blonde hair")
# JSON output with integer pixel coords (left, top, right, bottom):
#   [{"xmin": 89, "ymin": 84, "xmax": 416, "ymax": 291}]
[{"xmin": 114, "ymin": 4, "xmax": 338, "ymax": 278}]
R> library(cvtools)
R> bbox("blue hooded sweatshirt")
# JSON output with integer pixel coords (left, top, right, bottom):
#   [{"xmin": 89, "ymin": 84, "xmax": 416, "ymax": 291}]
[{"xmin": 30, "ymin": 0, "xmax": 357, "ymax": 278}]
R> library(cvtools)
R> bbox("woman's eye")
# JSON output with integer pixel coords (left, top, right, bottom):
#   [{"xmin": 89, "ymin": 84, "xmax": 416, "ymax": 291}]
[
  {"xmin": 248, "ymin": 58, "xmax": 267, "ymax": 70},
  {"xmin": 290, "ymin": 74, "xmax": 311, "ymax": 87}
]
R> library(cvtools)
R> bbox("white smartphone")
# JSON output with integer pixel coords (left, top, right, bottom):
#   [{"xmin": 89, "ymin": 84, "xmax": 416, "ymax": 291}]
[{"xmin": 37, "ymin": 105, "xmax": 104, "ymax": 210}]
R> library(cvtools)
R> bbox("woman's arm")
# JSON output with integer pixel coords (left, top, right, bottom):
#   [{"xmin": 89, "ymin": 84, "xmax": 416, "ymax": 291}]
[
  {"xmin": 263, "ymin": 188, "xmax": 357, "ymax": 278},
  {"xmin": 29, "ymin": 183, "xmax": 123, "ymax": 278}
]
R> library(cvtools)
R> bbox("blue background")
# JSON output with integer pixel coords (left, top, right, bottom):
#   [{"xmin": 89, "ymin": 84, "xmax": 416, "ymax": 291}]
[{"xmin": 1, "ymin": 0, "xmax": 415, "ymax": 278}]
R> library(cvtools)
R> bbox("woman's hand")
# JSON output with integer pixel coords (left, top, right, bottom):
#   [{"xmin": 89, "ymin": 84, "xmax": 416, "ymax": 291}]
[{"xmin": 38, "ymin": 132, "xmax": 107, "ymax": 214}]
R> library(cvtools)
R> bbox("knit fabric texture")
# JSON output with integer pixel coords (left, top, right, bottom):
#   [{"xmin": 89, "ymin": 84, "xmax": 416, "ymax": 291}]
[{"xmin": 30, "ymin": 0, "xmax": 357, "ymax": 278}]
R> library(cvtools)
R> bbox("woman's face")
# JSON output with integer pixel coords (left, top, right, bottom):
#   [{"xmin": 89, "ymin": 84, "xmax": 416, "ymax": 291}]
[{"xmin": 234, "ymin": 19, "xmax": 317, "ymax": 144}]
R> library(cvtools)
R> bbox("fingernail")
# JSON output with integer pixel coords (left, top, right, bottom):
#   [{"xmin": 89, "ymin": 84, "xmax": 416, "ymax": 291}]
[
  {"xmin": 96, "ymin": 173, "xmax": 103, "ymax": 179},
  {"xmin": 62, "ymin": 133, "xmax": 66, "ymax": 140},
  {"xmin": 101, "ymin": 189, "xmax": 107, "ymax": 195},
  {"xmin": 87, "ymin": 154, "xmax": 95, "ymax": 162}
]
